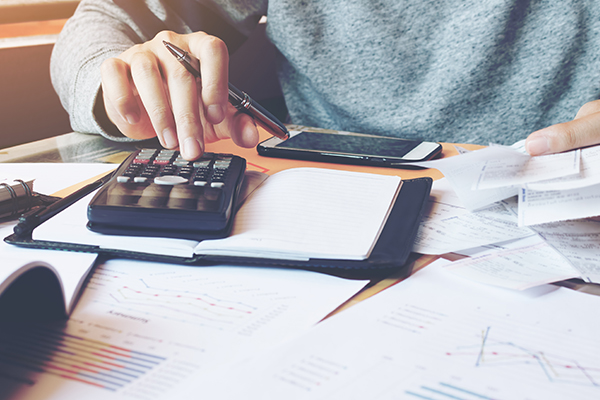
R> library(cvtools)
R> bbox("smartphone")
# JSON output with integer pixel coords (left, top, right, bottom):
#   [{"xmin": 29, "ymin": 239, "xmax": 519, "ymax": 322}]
[{"xmin": 257, "ymin": 130, "xmax": 442, "ymax": 168}]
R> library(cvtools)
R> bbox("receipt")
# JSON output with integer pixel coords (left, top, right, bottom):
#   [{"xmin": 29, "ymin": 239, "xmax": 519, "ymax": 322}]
[
  {"xmin": 473, "ymin": 149, "xmax": 580, "ymax": 190},
  {"xmin": 444, "ymin": 235, "xmax": 579, "ymax": 290},
  {"xmin": 518, "ymin": 183, "xmax": 600, "ymax": 226},
  {"xmin": 533, "ymin": 218, "xmax": 600, "ymax": 284}
]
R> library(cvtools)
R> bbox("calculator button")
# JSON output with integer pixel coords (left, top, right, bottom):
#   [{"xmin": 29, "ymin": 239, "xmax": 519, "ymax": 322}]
[
  {"xmin": 134, "ymin": 177, "xmax": 148, "ymax": 183},
  {"xmin": 116, "ymin": 176, "xmax": 131, "ymax": 183},
  {"xmin": 167, "ymin": 185, "xmax": 200, "ymax": 209},
  {"xmin": 210, "ymin": 182, "xmax": 225, "ymax": 188},
  {"xmin": 154, "ymin": 175, "xmax": 188, "ymax": 185},
  {"xmin": 194, "ymin": 180, "xmax": 208, "ymax": 187},
  {"xmin": 137, "ymin": 184, "xmax": 171, "ymax": 207}
]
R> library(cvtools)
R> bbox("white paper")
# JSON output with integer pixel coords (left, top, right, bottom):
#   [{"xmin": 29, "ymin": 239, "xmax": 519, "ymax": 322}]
[
  {"xmin": 527, "ymin": 145, "xmax": 600, "ymax": 191},
  {"xmin": 444, "ymin": 234, "xmax": 579, "ymax": 290},
  {"xmin": 0, "ymin": 259, "xmax": 367, "ymax": 400},
  {"xmin": 518, "ymin": 183, "xmax": 600, "ymax": 226},
  {"xmin": 195, "ymin": 168, "xmax": 401, "ymax": 260},
  {"xmin": 195, "ymin": 260, "xmax": 600, "ymax": 400},
  {"xmin": 473, "ymin": 149, "xmax": 580, "ymax": 190},
  {"xmin": 533, "ymin": 218, "xmax": 600, "ymax": 284},
  {"xmin": 413, "ymin": 146, "xmax": 520, "ymax": 210},
  {"xmin": 412, "ymin": 180, "xmax": 533, "ymax": 255},
  {"xmin": 0, "ymin": 163, "xmax": 117, "ymax": 195}
]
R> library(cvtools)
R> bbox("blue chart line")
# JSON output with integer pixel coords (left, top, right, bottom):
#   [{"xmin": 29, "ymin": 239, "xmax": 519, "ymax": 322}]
[
  {"xmin": 0, "ymin": 326, "xmax": 165, "ymax": 391},
  {"xmin": 406, "ymin": 382, "xmax": 496, "ymax": 400},
  {"xmin": 446, "ymin": 327, "xmax": 600, "ymax": 388}
]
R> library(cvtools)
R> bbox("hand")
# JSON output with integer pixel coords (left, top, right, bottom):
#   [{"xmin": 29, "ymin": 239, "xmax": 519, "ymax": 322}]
[
  {"xmin": 526, "ymin": 99, "xmax": 600, "ymax": 156},
  {"xmin": 100, "ymin": 30, "xmax": 259, "ymax": 160}
]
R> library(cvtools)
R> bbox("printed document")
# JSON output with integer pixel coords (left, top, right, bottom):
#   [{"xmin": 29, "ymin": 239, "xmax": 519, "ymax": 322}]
[
  {"xmin": 0, "ymin": 259, "xmax": 367, "ymax": 400},
  {"xmin": 195, "ymin": 260, "xmax": 600, "ymax": 400}
]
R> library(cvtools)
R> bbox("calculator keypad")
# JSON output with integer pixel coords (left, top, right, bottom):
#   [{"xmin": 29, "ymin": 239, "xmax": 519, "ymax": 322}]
[{"xmin": 107, "ymin": 149, "xmax": 239, "ymax": 211}]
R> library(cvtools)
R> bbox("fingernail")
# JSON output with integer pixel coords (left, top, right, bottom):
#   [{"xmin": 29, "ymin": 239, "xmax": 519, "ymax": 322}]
[
  {"xmin": 161, "ymin": 128, "xmax": 178, "ymax": 149},
  {"xmin": 207, "ymin": 105, "xmax": 224, "ymax": 123},
  {"xmin": 526, "ymin": 136, "xmax": 550, "ymax": 155},
  {"xmin": 183, "ymin": 137, "xmax": 203, "ymax": 160}
]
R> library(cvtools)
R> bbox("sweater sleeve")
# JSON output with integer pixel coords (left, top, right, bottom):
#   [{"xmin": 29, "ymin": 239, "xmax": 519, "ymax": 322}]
[{"xmin": 50, "ymin": 0, "xmax": 266, "ymax": 141}]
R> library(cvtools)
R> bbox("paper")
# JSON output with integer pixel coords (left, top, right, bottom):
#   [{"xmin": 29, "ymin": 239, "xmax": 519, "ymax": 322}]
[
  {"xmin": 413, "ymin": 146, "xmax": 520, "ymax": 210},
  {"xmin": 527, "ymin": 145, "xmax": 600, "ymax": 191},
  {"xmin": 533, "ymin": 218, "xmax": 600, "ymax": 283},
  {"xmin": 412, "ymin": 179, "xmax": 533, "ymax": 255},
  {"xmin": 195, "ymin": 168, "xmax": 401, "ymax": 260},
  {"xmin": 415, "ymin": 144, "xmax": 600, "ymax": 226},
  {"xmin": 195, "ymin": 260, "xmax": 600, "ymax": 400},
  {"xmin": 444, "ymin": 234, "xmax": 579, "ymax": 290},
  {"xmin": 0, "ymin": 224, "xmax": 98, "ymax": 314},
  {"xmin": 0, "ymin": 259, "xmax": 367, "ymax": 400},
  {"xmin": 518, "ymin": 183, "xmax": 600, "ymax": 226},
  {"xmin": 0, "ymin": 163, "xmax": 117, "ymax": 196},
  {"xmin": 473, "ymin": 149, "xmax": 580, "ymax": 190}
]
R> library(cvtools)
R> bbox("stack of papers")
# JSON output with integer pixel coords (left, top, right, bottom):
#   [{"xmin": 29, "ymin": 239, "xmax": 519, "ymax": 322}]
[
  {"xmin": 415, "ymin": 141, "xmax": 600, "ymax": 226},
  {"xmin": 412, "ymin": 143, "xmax": 600, "ymax": 290}
]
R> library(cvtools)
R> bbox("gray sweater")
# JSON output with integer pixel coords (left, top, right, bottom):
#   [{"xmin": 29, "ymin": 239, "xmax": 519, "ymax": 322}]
[{"xmin": 51, "ymin": 0, "xmax": 600, "ymax": 145}]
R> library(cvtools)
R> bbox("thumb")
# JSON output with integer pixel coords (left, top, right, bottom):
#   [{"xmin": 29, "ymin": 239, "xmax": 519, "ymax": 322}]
[{"xmin": 525, "ymin": 111, "xmax": 600, "ymax": 156}]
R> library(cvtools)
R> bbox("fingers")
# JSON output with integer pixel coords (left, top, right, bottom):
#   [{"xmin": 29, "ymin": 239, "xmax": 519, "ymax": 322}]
[
  {"xmin": 100, "ymin": 30, "xmax": 255, "ymax": 160},
  {"xmin": 100, "ymin": 58, "xmax": 140, "ymax": 126},
  {"xmin": 189, "ymin": 35, "xmax": 230, "ymax": 125},
  {"xmin": 526, "ymin": 109, "xmax": 600, "ymax": 156},
  {"xmin": 128, "ymin": 47, "xmax": 182, "ymax": 150}
]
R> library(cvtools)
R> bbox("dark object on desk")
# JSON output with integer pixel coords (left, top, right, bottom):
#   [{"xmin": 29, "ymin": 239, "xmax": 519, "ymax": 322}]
[
  {"xmin": 163, "ymin": 40, "xmax": 290, "ymax": 140},
  {"xmin": 87, "ymin": 149, "xmax": 247, "ymax": 240},
  {"xmin": 258, "ymin": 130, "xmax": 442, "ymax": 169},
  {"xmin": 13, "ymin": 171, "xmax": 114, "ymax": 236},
  {"xmin": 0, "ymin": 184, "xmax": 60, "ymax": 222}
]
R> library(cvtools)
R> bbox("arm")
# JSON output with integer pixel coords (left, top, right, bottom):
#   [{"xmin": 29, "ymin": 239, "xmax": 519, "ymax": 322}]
[{"xmin": 50, "ymin": 0, "xmax": 266, "ymax": 159}]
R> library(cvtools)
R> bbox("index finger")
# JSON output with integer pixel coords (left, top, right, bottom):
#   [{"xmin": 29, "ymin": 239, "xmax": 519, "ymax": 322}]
[{"xmin": 188, "ymin": 33, "xmax": 230, "ymax": 125}]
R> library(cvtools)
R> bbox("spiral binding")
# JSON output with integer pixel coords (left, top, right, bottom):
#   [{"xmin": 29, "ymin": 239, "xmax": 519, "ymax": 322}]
[{"xmin": 0, "ymin": 180, "xmax": 33, "ymax": 218}]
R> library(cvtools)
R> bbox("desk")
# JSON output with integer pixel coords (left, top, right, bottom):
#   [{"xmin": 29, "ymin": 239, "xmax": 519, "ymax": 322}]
[
  {"xmin": 2, "ymin": 128, "xmax": 598, "ymax": 301},
  {"xmin": 2, "ymin": 130, "xmax": 600, "ymax": 399}
]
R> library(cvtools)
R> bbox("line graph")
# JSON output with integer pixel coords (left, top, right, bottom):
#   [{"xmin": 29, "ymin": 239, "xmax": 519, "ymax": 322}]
[
  {"xmin": 446, "ymin": 327, "xmax": 600, "ymax": 388},
  {"xmin": 84, "ymin": 266, "xmax": 282, "ymax": 331}
]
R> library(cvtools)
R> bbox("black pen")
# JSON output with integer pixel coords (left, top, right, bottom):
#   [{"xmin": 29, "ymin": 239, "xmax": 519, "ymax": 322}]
[
  {"xmin": 13, "ymin": 170, "xmax": 115, "ymax": 236},
  {"xmin": 163, "ymin": 40, "xmax": 289, "ymax": 140}
]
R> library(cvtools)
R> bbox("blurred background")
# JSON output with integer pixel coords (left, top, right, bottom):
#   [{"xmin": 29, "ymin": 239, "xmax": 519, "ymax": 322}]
[{"xmin": 0, "ymin": 0, "xmax": 77, "ymax": 149}]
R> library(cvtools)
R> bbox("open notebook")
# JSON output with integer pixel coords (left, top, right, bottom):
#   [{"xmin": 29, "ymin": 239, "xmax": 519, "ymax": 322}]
[{"xmin": 6, "ymin": 168, "xmax": 432, "ymax": 278}]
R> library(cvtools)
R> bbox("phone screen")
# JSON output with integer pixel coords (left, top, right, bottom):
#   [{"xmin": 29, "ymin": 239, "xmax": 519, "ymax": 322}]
[{"xmin": 275, "ymin": 132, "xmax": 421, "ymax": 157}]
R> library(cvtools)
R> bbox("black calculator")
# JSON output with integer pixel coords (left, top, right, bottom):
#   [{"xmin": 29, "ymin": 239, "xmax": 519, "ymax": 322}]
[{"xmin": 87, "ymin": 149, "xmax": 246, "ymax": 240}]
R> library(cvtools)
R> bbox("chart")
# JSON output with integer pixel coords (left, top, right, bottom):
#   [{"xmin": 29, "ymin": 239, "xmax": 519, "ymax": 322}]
[
  {"xmin": 447, "ymin": 326, "xmax": 600, "ymax": 388},
  {"xmin": 0, "ymin": 325, "xmax": 165, "ymax": 391}
]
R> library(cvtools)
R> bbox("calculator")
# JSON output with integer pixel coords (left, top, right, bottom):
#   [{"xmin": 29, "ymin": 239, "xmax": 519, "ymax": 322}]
[{"xmin": 87, "ymin": 148, "xmax": 246, "ymax": 239}]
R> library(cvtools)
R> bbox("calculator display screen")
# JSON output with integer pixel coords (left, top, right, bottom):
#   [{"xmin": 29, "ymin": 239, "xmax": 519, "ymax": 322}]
[{"xmin": 276, "ymin": 131, "xmax": 421, "ymax": 158}]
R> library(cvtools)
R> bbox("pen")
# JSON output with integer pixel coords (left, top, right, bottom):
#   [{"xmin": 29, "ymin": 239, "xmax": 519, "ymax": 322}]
[
  {"xmin": 163, "ymin": 40, "xmax": 290, "ymax": 140},
  {"xmin": 13, "ymin": 171, "xmax": 115, "ymax": 237}
]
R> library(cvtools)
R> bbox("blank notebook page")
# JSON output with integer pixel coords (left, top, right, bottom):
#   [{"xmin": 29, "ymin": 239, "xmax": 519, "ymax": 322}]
[{"xmin": 195, "ymin": 168, "xmax": 402, "ymax": 260}]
